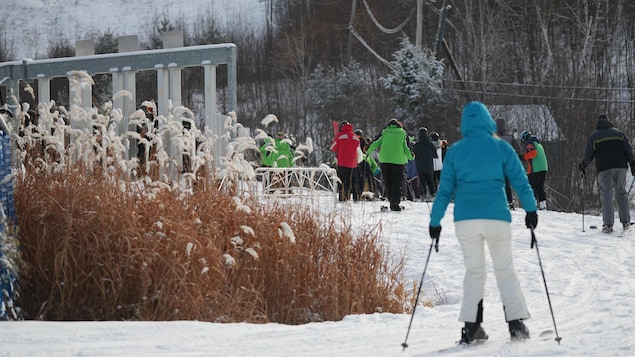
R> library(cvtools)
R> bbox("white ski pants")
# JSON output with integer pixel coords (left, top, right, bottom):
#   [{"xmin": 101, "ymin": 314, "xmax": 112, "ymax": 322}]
[{"xmin": 455, "ymin": 219, "xmax": 530, "ymax": 323}]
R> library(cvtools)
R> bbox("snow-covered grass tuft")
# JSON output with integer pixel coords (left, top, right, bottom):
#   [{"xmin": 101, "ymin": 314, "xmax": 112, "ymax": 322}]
[
  {"xmin": 260, "ymin": 114, "xmax": 278, "ymax": 127},
  {"xmin": 278, "ymin": 222, "xmax": 296, "ymax": 244}
]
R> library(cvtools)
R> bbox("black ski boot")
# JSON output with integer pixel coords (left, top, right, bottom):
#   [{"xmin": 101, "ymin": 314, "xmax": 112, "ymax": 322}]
[
  {"xmin": 508, "ymin": 319, "xmax": 530, "ymax": 340},
  {"xmin": 460, "ymin": 322, "xmax": 488, "ymax": 344},
  {"xmin": 459, "ymin": 300, "xmax": 488, "ymax": 344}
]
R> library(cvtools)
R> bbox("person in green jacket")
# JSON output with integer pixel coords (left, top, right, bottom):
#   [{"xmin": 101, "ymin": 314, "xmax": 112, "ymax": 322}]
[
  {"xmin": 519, "ymin": 131, "xmax": 548, "ymax": 210},
  {"xmin": 259, "ymin": 132, "xmax": 294, "ymax": 168},
  {"xmin": 366, "ymin": 119, "xmax": 414, "ymax": 211}
]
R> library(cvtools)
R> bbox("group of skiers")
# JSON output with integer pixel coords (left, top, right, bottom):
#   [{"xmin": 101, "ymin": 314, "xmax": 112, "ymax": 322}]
[
  {"xmin": 330, "ymin": 118, "xmax": 449, "ymax": 211},
  {"xmin": 331, "ymin": 119, "xmax": 447, "ymax": 209},
  {"xmin": 329, "ymin": 114, "xmax": 551, "ymax": 215}
]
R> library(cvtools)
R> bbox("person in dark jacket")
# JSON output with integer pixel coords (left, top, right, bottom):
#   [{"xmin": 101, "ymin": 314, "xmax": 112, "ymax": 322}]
[
  {"xmin": 579, "ymin": 114, "xmax": 635, "ymax": 233},
  {"xmin": 496, "ymin": 119, "xmax": 524, "ymax": 209},
  {"xmin": 429, "ymin": 101, "xmax": 537, "ymax": 344},
  {"xmin": 412, "ymin": 127, "xmax": 437, "ymax": 201},
  {"xmin": 366, "ymin": 119, "xmax": 414, "ymax": 211}
]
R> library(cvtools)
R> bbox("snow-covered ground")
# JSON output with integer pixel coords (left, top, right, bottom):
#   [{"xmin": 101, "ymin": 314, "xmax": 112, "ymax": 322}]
[{"xmin": 1, "ymin": 197, "xmax": 633, "ymax": 356}]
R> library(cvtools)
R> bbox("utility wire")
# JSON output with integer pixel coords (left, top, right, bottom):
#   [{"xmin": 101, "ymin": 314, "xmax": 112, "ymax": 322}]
[
  {"xmin": 348, "ymin": 24, "xmax": 395, "ymax": 70},
  {"xmin": 443, "ymin": 78, "xmax": 635, "ymax": 92},
  {"xmin": 361, "ymin": 0, "xmax": 413, "ymax": 34},
  {"xmin": 443, "ymin": 86, "xmax": 635, "ymax": 104}
]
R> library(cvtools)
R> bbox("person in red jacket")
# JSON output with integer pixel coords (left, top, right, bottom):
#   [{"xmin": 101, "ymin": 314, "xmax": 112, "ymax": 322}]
[{"xmin": 331, "ymin": 121, "xmax": 361, "ymax": 201}]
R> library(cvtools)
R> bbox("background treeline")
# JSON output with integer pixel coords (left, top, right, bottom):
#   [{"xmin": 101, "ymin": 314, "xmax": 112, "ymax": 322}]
[{"xmin": 4, "ymin": 0, "xmax": 635, "ymax": 213}]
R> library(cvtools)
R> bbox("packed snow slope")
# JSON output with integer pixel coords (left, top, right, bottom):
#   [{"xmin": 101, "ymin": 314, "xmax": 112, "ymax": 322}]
[{"xmin": 1, "ymin": 198, "xmax": 634, "ymax": 356}]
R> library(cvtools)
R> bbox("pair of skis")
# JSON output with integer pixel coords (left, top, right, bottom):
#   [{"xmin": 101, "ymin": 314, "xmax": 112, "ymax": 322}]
[
  {"xmin": 437, "ymin": 329, "xmax": 556, "ymax": 353},
  {"xmin": 380, "ymin": 205, "xmax": 405, "ymax": 212},
  {"xmin": 588, "ymin": 223, "xmax": 632, "ymax": 237}
]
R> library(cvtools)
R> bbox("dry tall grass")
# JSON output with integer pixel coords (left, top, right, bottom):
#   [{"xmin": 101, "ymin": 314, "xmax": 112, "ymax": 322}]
[
  {"xmin": 11, "ymin": 102, "xmax": 410, "ymax": 323},
  {"xmin": 14, "ymin": 166, "xmax": 408, "ymax": 323}
]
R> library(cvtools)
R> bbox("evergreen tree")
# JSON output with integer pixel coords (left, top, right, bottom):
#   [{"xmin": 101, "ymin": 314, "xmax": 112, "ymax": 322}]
[
  {"xmin": 149, "ymin": 16, "xmax": 175, "ymax": 49},
  {"xmin": 307, "ymin": 60, "xmax": 376, "ymax": 128},
  {"xmin": 95, "ymin": 29, "xmax": 118, "ymax": 55},
  {"xmin": 381, "ymin": 37, "xmax": 445, "ymax": 128}
]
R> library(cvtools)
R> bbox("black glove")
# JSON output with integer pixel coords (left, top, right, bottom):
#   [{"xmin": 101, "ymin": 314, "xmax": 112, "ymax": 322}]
[
  {"xmin": 429, "ymin": 225, "xmax": 441, "ymax": 252},
  {"xmin": 630, "ymin": 160, "xmax": 635, "ymax": 176},
  {"xmin": 578, "ymin": 162, "xmax": 586, "ymax": 177},
  {"xmin": 525, "ymin": 211, "xmax": 538, "ymax": 229}
]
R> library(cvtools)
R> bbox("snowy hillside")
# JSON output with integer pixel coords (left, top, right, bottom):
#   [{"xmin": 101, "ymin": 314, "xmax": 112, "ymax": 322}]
[
  {"xmin": 1, "ymin": 197, "xmax": 634, "ymax": 356},
  {"xmin": 0, "ymin": 0, "xmax": 265, "ymax": 59}
]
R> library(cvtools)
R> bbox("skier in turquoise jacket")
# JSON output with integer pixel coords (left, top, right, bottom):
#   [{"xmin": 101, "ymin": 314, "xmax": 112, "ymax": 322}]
[{"xmin": 429, "ymin": 101, "xmax": 538, "ymax": 344}]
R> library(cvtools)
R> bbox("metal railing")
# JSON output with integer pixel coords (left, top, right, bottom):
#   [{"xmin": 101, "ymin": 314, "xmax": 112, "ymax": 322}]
[{"xmin": 254, "ymin": 167, "xmax": 338, "ymax": 207}]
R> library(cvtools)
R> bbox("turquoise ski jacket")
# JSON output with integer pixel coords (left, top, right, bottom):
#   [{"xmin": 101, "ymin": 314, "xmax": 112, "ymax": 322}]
[{"xmin": 430, "ymin": 102, "xmax": 537, "ymax": 226}]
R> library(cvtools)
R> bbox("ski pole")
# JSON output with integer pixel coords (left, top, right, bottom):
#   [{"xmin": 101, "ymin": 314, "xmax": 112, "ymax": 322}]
[
  {"xmin": 580, "ymin": 171, "xmax": 585, "ymax": 232},
  {"xmin": 530, "ymin": 227, "xmax": 563, "ymax": 344},
  {"xmin": 401, "ymin": 240, "xmax": 435, "ymax": 351}
]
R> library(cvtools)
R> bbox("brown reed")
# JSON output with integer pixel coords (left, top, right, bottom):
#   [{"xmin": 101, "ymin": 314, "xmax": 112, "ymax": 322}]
[
  {"xmin": 10, "ymin": 103, "xmax": 410, "ymax": 324},
  {"xmin": 13, "ymin": 163, "xmax": 409, "ymax": 323}
]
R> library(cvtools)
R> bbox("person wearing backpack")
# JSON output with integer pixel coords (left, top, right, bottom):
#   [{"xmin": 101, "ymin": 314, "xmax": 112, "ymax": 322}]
[{"xmin": 519, "ymin": 131, "xmax": 548, "ymax": 210}]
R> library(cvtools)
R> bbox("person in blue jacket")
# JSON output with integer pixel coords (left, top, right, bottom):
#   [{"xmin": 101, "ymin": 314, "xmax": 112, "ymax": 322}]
[{"xmin": 428, "ymin": 101, "xmax": 538, "ymax": 344}]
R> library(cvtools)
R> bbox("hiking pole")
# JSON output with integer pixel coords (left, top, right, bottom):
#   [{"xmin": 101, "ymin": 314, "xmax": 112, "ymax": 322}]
[
  {"xmin": 580, "ymin": 171, "xmax": 585, "ymax": 232},
  {"xmin": 530, "ymin": 227, "xmax": 563, "ymax": 345},
  {"xmin": 401, "ymin": 240, "xmax": 435, "ymax": 351}
]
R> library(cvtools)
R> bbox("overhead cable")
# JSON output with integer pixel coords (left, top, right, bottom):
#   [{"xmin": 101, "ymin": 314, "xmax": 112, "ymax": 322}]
[
  {"xmin": 442, "ymin": 86, "xmax": 635, "ymax": 104},
  {"xmin": 348, "ymin": 24, "xmax": 395, "ymax": 70},
  {"xmin": 361, "ymin": 0, "xmax": 413, "ymax": 34},
  {"xmin": 443, "ymin": 78, "xmax": 635, "ymax": 92}
]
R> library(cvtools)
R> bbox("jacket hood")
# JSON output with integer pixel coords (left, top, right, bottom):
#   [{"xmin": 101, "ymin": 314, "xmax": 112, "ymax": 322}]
[
  {"xmin": 596, "ymin": 115, "xmax": 613, "ymax": 129},
  {"xmin": 418, "ymin": 131, "xmax": 431, "ymax": 142},
  {"xmin": 340, "ymin": 123, "xmax": 354, "ymax": 133},
  {"xmin": 496, "ymin": 118, "xmax": 506, "ymax": 136},
  {"xmin": 460, "ymin": 101, "xmax": 496, "ymax": 138}
]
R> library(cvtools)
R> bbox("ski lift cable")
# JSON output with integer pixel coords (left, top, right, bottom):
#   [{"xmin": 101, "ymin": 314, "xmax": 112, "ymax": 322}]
[
  {"xmin": 361, "ymin": 0, "xmax": 414, "ymax": 34},
  {"xmin": 348, "ymin": 24, "xmax": 395, "ymax": 70}
]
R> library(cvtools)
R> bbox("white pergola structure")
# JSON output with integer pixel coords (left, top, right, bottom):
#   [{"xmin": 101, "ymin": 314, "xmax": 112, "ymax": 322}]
[{"xmin": 0, "ymin": 35, "xmax": 237, "ymax": 172}]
